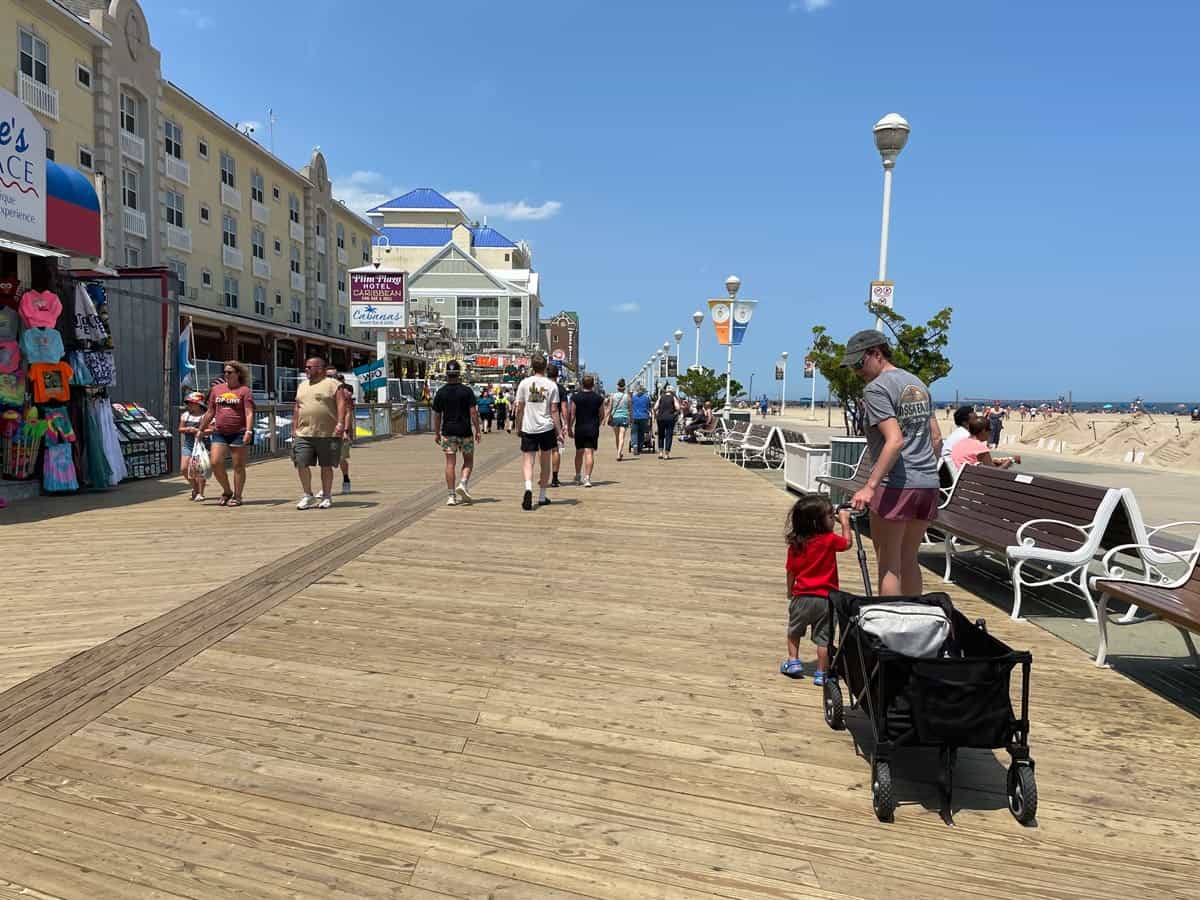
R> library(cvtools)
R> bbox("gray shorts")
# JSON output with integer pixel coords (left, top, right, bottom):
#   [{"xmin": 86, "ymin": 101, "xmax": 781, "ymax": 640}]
[
  {"xmin": 788, "ymin": 594, "xmax": 831, "ymax": 645},
  {"xmin": 293, "ymin": 436, "xmax": 342, "ymax": 468}
]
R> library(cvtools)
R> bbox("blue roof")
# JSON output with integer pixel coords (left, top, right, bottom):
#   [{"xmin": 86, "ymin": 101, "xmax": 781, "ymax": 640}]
[
  {"xmin": 471, "ymin": 225, "xmax": 517, "ymax": 248},
  {"xmin": 375, "ymin": 226, "xmax": 452, "ymax": 247},
  {"xmin": 366, "ymin": 188, "xmax": 459, "ymax": 213}
]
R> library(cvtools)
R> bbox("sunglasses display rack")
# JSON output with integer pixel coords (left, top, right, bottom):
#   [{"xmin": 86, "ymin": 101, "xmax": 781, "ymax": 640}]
[{"xmin": 111, "ymin": 402, "xmax": 171, "ymax": 479}]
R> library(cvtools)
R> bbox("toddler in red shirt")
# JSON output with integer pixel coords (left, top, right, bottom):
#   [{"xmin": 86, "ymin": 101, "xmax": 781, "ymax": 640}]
[{"xmin": 782, "ymin": 494, "xmax": 852, "ymax": 684}]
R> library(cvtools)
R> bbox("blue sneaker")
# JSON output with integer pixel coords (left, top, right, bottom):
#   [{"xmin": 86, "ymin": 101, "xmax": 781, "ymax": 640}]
[
  {"xmin": 779, "ymin": 659, "xmax": 805, "ymax": 679},
  {"xmin": 813, "ymin": 670, "xmax": 826, "ymax": 686}
]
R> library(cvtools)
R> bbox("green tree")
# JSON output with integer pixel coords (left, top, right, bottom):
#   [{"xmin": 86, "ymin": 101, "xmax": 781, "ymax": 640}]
[
  {"xmin": 811, "ymin": 302, "xmax": 954, "ymax": 435},
  {"xmin": 676, "ymin": 366, "xmax": 743, "ymax": 406}
]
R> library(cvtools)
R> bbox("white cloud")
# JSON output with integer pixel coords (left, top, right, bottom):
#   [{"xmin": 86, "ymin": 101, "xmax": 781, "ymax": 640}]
[
  {"xmin": 445, "ymin": 191, "xmax": 563, "ymax": 222},
  {"xmin": 178, "ymin": 7, "xmax": 214, "ymax": 29},
  {"xmin": 611, "ymin": 302, "xmax": 640, "ymax": 314},
  {"xmin": 788, "ymin": 0, "xmax": 831, "ymax": 11},
  {"xmin": 331, "ymin": 170, "xmax": 404, "ymax": 215}
]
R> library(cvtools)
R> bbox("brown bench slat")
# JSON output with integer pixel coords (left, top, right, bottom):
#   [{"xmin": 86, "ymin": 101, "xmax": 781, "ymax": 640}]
[{"xmin": 1094, "ymin": 570, "xmax": 1200, "ymax": 633}]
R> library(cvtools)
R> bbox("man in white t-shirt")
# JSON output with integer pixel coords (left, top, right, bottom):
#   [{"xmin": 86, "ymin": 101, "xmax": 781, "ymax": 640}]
[
  {"xmin": 513, "ymin": 354, "xmax": 564, "ymax": 510},
  {"xmin": 941, "ymin": 405, "xmax": 977, "ymax": 460}
]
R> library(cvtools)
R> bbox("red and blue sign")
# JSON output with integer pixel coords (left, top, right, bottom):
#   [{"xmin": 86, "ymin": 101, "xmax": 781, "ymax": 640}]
[{"xmin": 46, "ymin": 161, "xmax": 101, "ymax": 258}]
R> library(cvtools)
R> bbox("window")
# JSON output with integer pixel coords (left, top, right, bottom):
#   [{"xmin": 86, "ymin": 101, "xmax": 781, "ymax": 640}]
[
  {"xmin": 290, "ymin": 296, "xmax": 302, "ymax": 324},
  {"xmin": 314, "ymin": 304, "xmax": 324, "ymax": 330},
  {"xmin": 504, "ymin": 253, "xmax": 510, "ymax": 262},
  {"xmin": 351, "ymin": 234, "xmax": 357, "ymax": 246},
  {"xmin": 288, "ymin": 193, "xmax": 300, "ymax": 224},
  {"xmin": 124, "ymin": 246, "xmax": 140, "ymax": 267},
  {"xmin": 272, "ymin": 184, "xmax": 280, "ymax": 201},
  {"xmin": 289, "ymin": 245, "xmax": 301, "ymax": 275},
  {"xmin": 251, "ymin": 227, "xmax": 265, "ymax": 260},
  {"xmin": 44, "ymin": 128, "xmax": 53, "ymax": 161},
  {"xmin": 316, "ymin": 263, "xmax": 324, "ymax": 284},
  {"xmin": 76, "ymin": 63, "xmax": 92, "ymax": 90},
  {"xmin": 199, "ymin": 203, "xmax": 211, "ymax": 224},
  {"xmin": 78, "ymin": 145, "xmax": 93, "ymax": 170},
  {"xmin": 164, "ymin": 120, "xmax": 183, "ymax": 158},
  {"xmin": 167, "ymin": 258, "xmax": 186, "ymax": 293},
  {"xmin": 273, "ymin": 238, "xmax": 281, "ymax": 255},
  {"xmin": 362, "ymin": 248, "xmax": 370, "ymax": 264},
  {"xmin": 274, "ymin": 291, "xmax": 282, "ymax": 306},
  {"xmin": 198, "ymin": 137, "xmax": 209, "ymax": 159},
  {"xmin": 254, "ymin": 284, "xmax": 266, "ymax": 315},
  {"xmin": 315, "ymin": 216, "xmax": 324, "ymax": 237},
  {"xmin": 251, "ymin": 171, "xmax": 264, "ymax": 204},
  {"xmin": 120, "ymin": 92, "xmax": 138, "ymax": 135},
  {"xmin": 201, "ymin": 269, "xmax": 213, "ymax": 288},
  {"xmin": 336, "ymin": 223, "xmax": 345, "ymax": 249},
  {"xmin": 457, "ymin": 297, "xmax": 476, "ymax": 316},
  {"xmin": 220, "ymin": 152, "xmax": 236, "ymax": 188},
  {"xmin": 337, "ymin": 270, "xmax": 346, "ymax": 292},
  {"xmin": 222, "ymin": 213, "xmax": 237, "ymax": 249},
  {"xmin": 165, "ymin": 189, "xmax": 185, "ymax": 227},
  {"xmin": 121, "ymin": 168, "xmax": 138, "ymax": 209},
  {"xmin": 223, "ymin": 275, "xmax": 239, "ymax": 309},
  {"xmin": 19, "ymin": 30, "xmax": 48, "ymax": 85},
  {"xmin": 509, "ymin": 319, "xmax": 523, "ymax": 337},
  {"xmin": 338, "ymin": 312, "xmax": 346, "ymax": 336}
]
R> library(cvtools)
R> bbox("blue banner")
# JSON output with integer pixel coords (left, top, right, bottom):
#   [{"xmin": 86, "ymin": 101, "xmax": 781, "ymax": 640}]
[
  {"xmin": 353, "ymin": 358, "xmax": 385, "ymax": 376},
  {"xmin": 361, "ymin": 377, "xmax": 388, "ymax": 393}
]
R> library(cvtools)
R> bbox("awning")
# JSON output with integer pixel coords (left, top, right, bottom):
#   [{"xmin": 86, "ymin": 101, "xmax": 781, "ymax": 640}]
[
  {"xmin": 0, "ymin": 236, "xmax": 69, "ymax": 258},
  {"xmin": 45, "ymin": 161, "xmax": 101, "ymax": 258}
]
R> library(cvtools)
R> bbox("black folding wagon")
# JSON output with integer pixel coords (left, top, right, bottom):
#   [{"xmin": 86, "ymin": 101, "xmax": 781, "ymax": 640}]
[{"xmin": 822, "ymin": 589, "xmax": 1037, "ymax": 825}]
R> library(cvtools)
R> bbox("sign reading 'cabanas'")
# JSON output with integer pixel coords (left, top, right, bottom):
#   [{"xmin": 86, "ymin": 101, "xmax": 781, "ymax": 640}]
[{"xmin": 0, "ymin": 86, "xmax": 47, "ymax": 243}]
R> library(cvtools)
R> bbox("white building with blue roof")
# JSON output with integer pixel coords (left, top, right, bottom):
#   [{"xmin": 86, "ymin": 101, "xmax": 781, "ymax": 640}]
[{"xmin": 367, "ymin": 189, "xmax": 543, "ymax": 354}]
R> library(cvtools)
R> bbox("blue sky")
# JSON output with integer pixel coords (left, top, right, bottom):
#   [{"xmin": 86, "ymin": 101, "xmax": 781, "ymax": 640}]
[{"xmin": 144, "ymin": 0, "xmax": 1198, "ymax": 402}]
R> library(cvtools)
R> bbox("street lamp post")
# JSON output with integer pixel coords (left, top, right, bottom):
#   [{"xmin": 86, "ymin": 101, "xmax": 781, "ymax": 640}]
[
  {"xmin": 673, "ymin": 329, "xmax": 683, "ymax": 381},
  {"xmin": 691, "ymin": 310, "xmax": 704, "ymax": 371},
  {"xmin": 662, "ymin": 341, "xmax": 670, "ymax": 389},
  {"xmin": 723, "ymin": 275, "xmax": 740, "ymax": 422},
  {"xmin": 873, "ymin": 112, "xmax": 910, "ymax": 331},
  {"xmin": 780, "ymin": 350, "xmax": 788, "ymax": 416}
]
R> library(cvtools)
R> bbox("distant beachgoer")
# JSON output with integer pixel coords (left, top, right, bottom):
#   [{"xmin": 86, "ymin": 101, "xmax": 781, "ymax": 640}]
[
  {"xmin": 494, "ymin": 389, "xmax": 509, "ymax": 433},
  {"xmin": 760, "ymin": 395, "xmax": 769, "ymax": 417},
  {"xmin": 685, "ymin": 401, "xmax": 715, "ymax": 442},
  {"xmin": 477, "ymin": 387, "xmax": 495, "ymax": 434},
  {"xmin": 941, "ymin": 405, "xmax": 976, "ymax": 460},
  {"xmin": 842, "ymin": 330, "xmax": 941, "ymax": 597},
  {"xmin": 569, "ymin": 374, "xmax": 605, "ymax": 486},
  {"xmin": 607, "ymin": 378, "xmax": 631, "ymax": 461},
  {"xmin": 987, "ymin": 404, "xmax": 1005, "ymax": 448},
  {"xmin": 951, "ymin": 417, "xmax": 1021, "ymax": 470}
]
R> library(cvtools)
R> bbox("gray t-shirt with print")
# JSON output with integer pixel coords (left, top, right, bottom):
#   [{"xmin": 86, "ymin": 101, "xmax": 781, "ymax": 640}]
[{"xmin": 862, "ymin": 368, "xmax": 939, "ymax": 489}]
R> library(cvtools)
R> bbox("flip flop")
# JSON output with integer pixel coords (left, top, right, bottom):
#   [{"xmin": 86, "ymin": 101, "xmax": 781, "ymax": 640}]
[
  {"xmin": 228, "ymin": 497, "xmax": 242, "ymax": 507},
  {"xmin": 217, "ymin": 493, "xmax": 232, "ymax": 506}
]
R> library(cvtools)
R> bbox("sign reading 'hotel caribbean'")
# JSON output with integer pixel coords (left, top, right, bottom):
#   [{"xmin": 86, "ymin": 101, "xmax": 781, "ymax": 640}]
[
  {"xmin": 0, "ymin": 86, "xmax": 47, "ymax": 243},
  {"xmin": 348, "ymin": 270, "xmax": 406, "ymax": 328}
]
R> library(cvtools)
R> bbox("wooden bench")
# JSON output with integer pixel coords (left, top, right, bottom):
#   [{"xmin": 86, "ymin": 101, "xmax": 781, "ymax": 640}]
[
  {"xmin": 1091, "ymin": 556, "xmax": 1200, "ymax": 669},
  {"xmin": 937, "ymin": 465, "xmax": 1132, "ymax": 621}
]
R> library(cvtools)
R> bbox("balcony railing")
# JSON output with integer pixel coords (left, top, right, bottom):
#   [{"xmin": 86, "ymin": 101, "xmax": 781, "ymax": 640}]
[
  {"xmin": 252, "ymin": 257, "xmax": 271, "ymax": 280},
  {"xmin": 220, "ymin": 182, "xmax": 241, "ymax": 209},
  {"xmin": 222, "ymin": 244, "xmax": 244, "ymax": 270},
  {"xmin": 477, "ymin": 330, "xmax": 500, "ymax": 342},
  {"xmin": 16, "ymin": 71, "xmax": 58, "ymax": 120},
  {"xmin": 316, "ymin": 281, "xmax": 327, "ymax": 301},
  {"xmin": 316, "ymin": 235, "xmax": 326, "ymax": 255},
  {"xmin": 337, "ymin": 247, "xmax": 347, "ymax": 266},
  {"xmin": 166, "ymin": 224, "xmax": 192, "ymax": 252},
  {"xmin": 122, "ymin": 206, "xmax": 147, "ymax": 238},
  {"xmin": 290, "ymin": 271, "xmax": 305, "ymax": 291},
  {"xmin": 165, "ymin": 154, "xmax": 189, "ymax": 185},
  {"xmin": 120, "ymin": 130, "xmax": 145, "ymax": 164},
  {"xmin": 251, "ymin": 200, "xmax": 269, "ymax": 225},
  {"xmin": 289, "ymin": 220, "xmax": 303, "ymax": 242}
]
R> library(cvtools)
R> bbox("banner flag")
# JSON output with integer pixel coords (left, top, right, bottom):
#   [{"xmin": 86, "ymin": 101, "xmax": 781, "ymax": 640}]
[
  {"xmin": 179, "ymin": 321, "xmax": 195, "ymax": 388},
  {"xmin": 730, "ymin": 299, "xmax": 757, "ymax": 346},
  {"xmin": 708, "ymin": 299, "xmax": 731, "ymax": 345},
  {"xmin": 353, "ymin": 358, "xmax": 385, "ymax": 377}
]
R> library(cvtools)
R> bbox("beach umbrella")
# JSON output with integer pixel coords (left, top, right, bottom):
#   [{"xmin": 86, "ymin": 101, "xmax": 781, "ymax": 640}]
[{"xmin": 1102, "ymin": 404, "xmax": 1113, "ymax": 409}]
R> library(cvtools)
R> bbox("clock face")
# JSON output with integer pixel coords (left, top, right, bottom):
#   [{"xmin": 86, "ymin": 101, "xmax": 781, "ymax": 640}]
[
  {"xmin": 710, "ymin": 303, "xmax": 730, "ymax": 323},
  {"xmin": 125, "ymin": 13, "xmax": 142, "ymax": 60}
]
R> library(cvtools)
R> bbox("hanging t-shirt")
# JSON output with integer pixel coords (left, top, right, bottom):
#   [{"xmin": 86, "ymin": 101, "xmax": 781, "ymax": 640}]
[
  {"xmin": 19, "ymin": 290, "xmax": 63, "ymax": 328},
  {"xmin": 0, "ymin": 372, "xmax": 24, "ymax": 407},
  {"xmin": 0, "ymin": 340, "xmax": 19, "ymax": 373},
  {"xmin": 0, "ymin": 307, "xmax": 19, "ymax": 341},
  {"xmin": 73, "ymin": 283, "xmax": 107, "ymax": 344},
  {"xmin": 515, "ymin": 375, "xmax": 559, "ymax": 435},
  {"xmin": 209, "ymin": 383, "xmax": 255, "ymax": 435},
  {"xmin": 20, "ymin": 327, "xmax": 65, "ymax": 364},
  {"xmin": 29, "ymin": 362, "xmax": 73, "ymax": 402}
]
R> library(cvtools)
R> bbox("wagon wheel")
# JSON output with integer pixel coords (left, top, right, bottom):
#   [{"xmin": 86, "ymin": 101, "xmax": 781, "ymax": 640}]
[
  {"xmin": 823, "ymin": 678, "xmax": 845, "ymax": 731},
  {"xmin": 1008, "ymin": 764, "xmax": 1038, "ymax": 825},
  {"xmin": 871, "ymin": 758, "xmax": 895, "ymax": 822}
]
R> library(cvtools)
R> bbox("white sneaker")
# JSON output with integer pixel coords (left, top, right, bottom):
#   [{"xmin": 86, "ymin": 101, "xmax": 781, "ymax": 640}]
[
  {"xmin": 318, "ymin": 495, "xmax": 333, "ymax": 509},
  {"xmin": 446, "ymin": 494, "xmax": 457, "ymax": 506},
  {"xmin": 297, "ymin": 494, "xmax": 316, "ymax": 510},
  {"xmin": 455, "ymin": 482, "xmax": 473, "ymax": 503},
  {"xmin": 583, "ymin": 478, "xmax": 592, "ymax": 488}
]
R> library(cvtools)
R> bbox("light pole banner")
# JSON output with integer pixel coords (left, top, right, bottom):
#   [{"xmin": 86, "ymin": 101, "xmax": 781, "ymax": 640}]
[
  {"xmin": 803, "ymin": 357, "xmax": 815, "ymax": 378},
  {"xmin": 774, "ymin": 364, "xmax": 784, "ymax": 381},
  {"xmin": 668, "ymin": 355, "xmax": 678, "ymax": 377},
  {"xmin": 708, "ymin": 299, "xmax": 732, "ymax": 345},
  {"xmin": 730, "ymin": 299, "xmax": 757, "ymax": 346},
  {"xmin": 869, "ymin": 281, "xmax": 894, "ymax": 314}
]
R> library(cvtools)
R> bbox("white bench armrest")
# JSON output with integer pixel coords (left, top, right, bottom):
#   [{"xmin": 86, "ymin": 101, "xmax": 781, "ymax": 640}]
[
  {"xmin": 1145, "ymin": 520, "xmax": 1200, "ymax": 539},
  {"xmin": 1015, "ymin": 517, "xmax": 1090, "ymax": 548},
  {"xmin": 1096, "ymin": 543, "xmax": 1198, "ymax": 586}
]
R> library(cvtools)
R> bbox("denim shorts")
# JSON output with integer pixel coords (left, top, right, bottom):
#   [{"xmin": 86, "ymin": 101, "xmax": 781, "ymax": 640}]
[{"xmin": 211, "ymin": 431, "xmax": 247, "ymax": 447}]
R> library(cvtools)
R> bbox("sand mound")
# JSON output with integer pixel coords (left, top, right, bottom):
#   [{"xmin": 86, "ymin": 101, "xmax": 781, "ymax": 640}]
[{"xmin": 1018, "ymin": 414, "xmax": 1087, "ymax": 445}]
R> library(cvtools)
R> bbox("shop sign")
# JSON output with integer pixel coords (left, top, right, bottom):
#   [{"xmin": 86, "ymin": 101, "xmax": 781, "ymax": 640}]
[
  {"xmin": 349, "ymin": 270, "xmax": 406, "ymax": 328},
  {"xmin": 0, "ymin": 86, "xmax": 47, "ymax": 243}
]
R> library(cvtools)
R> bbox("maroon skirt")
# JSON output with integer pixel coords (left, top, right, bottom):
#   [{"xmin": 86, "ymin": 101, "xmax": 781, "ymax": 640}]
[{"xmin": 870, "ymin": 486, "xmax": 939, "ymax": 522}]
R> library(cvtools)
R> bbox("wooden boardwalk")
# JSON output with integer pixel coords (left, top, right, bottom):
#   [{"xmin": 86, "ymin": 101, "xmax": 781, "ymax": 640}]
[{"xmin": 0, "ymin": 435, "xmax": 1196, "ymax": 899}]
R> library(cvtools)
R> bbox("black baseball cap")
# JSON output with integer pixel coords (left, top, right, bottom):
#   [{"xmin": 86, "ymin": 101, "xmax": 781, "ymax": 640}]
[
  {"xmin": 446, "ymin": 360, "xmax": 462, "ymax": 376},
  {"xmin": 840, "ymin": 329, "xmax": 889, "ymax": 367}
]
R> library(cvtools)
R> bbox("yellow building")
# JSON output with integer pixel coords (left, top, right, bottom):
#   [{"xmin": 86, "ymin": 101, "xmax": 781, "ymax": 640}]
[{"xmin": 3, "ymin": 0, "xmax": 379, "ymax": 396}]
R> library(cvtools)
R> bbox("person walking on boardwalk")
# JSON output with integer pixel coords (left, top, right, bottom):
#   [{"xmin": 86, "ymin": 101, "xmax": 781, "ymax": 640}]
[
  {"xmin": 513, "ymin": 354, "xmax": 563, "ymax": 510},
  {"xmin": 196, "ymin": 360, "xmax": 255, "ymax": 507},
  {"xmin": 653, "ymin": 384, "xmax": 680, "ymax": 460},
  {"xmin": 493, "ymin": 388, "xmax": 509, "ymax": 434},
  {"xmin": 293, "ymin": 357, "xmax": 349, "ymax": 510},
  {"xmin": 569, "ymin": 374, "xmax": 605, "ymax": 486},
  {"xmin": 546, "ymin": 365, "xmax": 568, "ymax": 487},
  {"xmin": 607, "ymin": 378, "xmax": 631, "ymax": 461},
  {"xmin": 630, "ymin": 385, "xmax": 652, "ymax": 456},
  {"xmin": 477, "ymin": 386, "xmax": 495, "ymax": 434},
  {"xmin": 180, "ymin": 391, "xmax": 210, "ymax": 501},
  {"xmin": 842, "ymin": 330, "xmax": 942, "ymax": 597},
  {"xmin": 432, "ymin": 360, "xmax": 481, "ymax": 506},
  {"xmin": 326, "ymin": 367, "xmax": 355, "ymax": 494}
]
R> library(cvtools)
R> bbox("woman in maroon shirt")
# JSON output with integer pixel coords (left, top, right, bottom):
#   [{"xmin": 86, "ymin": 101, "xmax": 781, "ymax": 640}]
[{"xmin": 197, "ymin": 360, "xmax": 255, "ymax": 506}]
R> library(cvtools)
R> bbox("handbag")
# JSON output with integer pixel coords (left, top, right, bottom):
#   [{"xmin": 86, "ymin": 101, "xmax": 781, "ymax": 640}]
[{"xmin": 189, "ymin": 440, "xmax": 213, "ymax": 479}]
